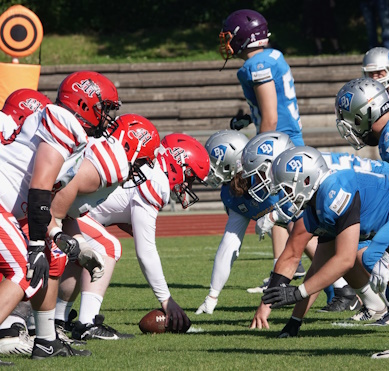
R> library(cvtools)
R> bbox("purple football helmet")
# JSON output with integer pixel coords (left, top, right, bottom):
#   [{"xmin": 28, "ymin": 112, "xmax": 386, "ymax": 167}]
[{"xmin": 219, "ymin": 9, "xmax": 270, "ymax": 60}]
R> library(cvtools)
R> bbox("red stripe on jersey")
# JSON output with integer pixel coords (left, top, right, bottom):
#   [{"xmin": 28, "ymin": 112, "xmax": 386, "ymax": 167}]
[
  {"xmin": 91, "ymin": 143, "xmax": 113, "ymax": 187},
  {"xmin": 47, "ymin": 108, "xmax": 82, "ymax": 146},
  {"xmin": 139, "ymin": 180, "xmax": 164, "ymax": 211},
  {"xmin": 101, "ymin": 141, "xmax": 124, "ymax": 184},
  {"xmin": 41, "ymin": 116, "xmax": 72, "ymax": 154}
]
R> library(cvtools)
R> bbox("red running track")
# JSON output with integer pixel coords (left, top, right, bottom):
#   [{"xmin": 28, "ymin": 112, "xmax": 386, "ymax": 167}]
[{"xmin": 106, "ymin": 213, "xmax": 256, "ymax": 238}]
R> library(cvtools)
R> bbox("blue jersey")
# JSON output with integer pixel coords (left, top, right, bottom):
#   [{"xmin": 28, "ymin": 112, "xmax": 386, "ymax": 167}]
[
  {"xmin": 322, "ymin": 151, "xmax": 389, "ymax": 174},
  {"xmin": 237, "ymin": 48, "xmax": 302, "ymax": 141},
  {"xmin": 378, "ymin": 121, "xmax": 389, "ymax": 162},
  {"xmin": 303, "ymin": 170, "xmax": 389, "ymax": 240},
  {"xmin": 220, "ymin": 183, "xmax": 279, "ymax": 221}
]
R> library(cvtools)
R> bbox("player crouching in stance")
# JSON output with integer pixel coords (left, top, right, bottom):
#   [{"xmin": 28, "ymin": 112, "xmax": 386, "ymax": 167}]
[
  {"xmin": 53, "ymin": 130, "xmax": 209, "ymax": 339},
  {"xmin": 253, "ymin": 147, "xmax": 389, "ymax": 359},
  {"xmin": 0, "ymin": 70, "xmax": 121, "ymax": 362}
]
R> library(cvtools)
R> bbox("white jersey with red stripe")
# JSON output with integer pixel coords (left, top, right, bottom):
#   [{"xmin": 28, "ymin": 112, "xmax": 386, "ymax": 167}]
[
  {"xmin": 0, "ymin": 104, "xmax": 89, "ymax": 220},
  {"xmin": 83, "ymin": 161, "xmax": 171, "ymax": 302},
  {"xmin": 65, "ymin": 136, "xmax": 129, "ymax": 218}
]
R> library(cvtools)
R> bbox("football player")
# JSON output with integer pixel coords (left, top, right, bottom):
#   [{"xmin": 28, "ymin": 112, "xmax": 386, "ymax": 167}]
[
  {"xmin": 54, "ymin": 132, "xmax": 209, "ymax": 339},
  {"xmin": 362, "ymin": 46, "xmax": 389, "ymax": 89},
  {"xmin": 220, "ymin": 9, "xmax": 303, "ymax": 146},
  {"xmin": 252, "ymin": 147, "xmax": 389, "ymax": 353},
  {"xmin": 196, "ymin": 130, "xmax": 308, "ymax": 314},
  {"xmin": 0, "ymin": 71, "xmax": 121, "ymax": 360}
]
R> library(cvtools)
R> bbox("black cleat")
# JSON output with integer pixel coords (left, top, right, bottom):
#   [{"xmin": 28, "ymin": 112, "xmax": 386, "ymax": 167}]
[
  {"xmin": 318, "ymin": 285, "xmax": 361, "ymax": 312},
  {"xmin": 72, "ymin": 314, "xmax": 135, "ymax": 341},
  {"xmin": 31, "ymin": 337, "xmax": 91, "ymax": 360}
]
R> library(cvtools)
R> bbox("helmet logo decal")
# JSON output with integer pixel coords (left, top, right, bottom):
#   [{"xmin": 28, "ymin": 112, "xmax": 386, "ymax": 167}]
[
  {"xmin": 257, "ymin": 140, "xmax": 273, "ymax": 155},
  {"xmin": 19, "ymin": 98, "xmax": 43, "ymax": 113},
  {"xmin": 338, "ymin": 92, "xmax": 354, "ymax": 112},
  {"xmin": 250, "ymin": 33, "xmax": 257, "ymax": 42},
  {"xmin": 211, "ymin": 144, "xmax": 227, "ymax": 161},
  {"xmin": 128, "ymin": 128, "xmax": 152, "ymax": 146},
  {"xmin": 72, "ymin": 79, "xmax": 100, "ymax": 98},
  {"xmin": 286, "ymin": 156, "xmax": 303, "ymax": 172},
  {"xmin": 169, "ymin": 146, "xmax": 188, "ymax": 165}
]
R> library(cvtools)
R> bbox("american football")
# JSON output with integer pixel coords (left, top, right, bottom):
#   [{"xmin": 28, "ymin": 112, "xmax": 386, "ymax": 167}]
[{"xmin": 138, "ymin": 309, "xmax": 191, "ymax": 334}]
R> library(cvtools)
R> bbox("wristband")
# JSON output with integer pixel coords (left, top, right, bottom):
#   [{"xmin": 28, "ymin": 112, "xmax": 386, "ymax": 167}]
[
  {"xmin": 49, "ymin": 226, "xmax": 62, "ymax": 240},
  {"xmin": 267, "ymin": 271, "xmax": 291, "ymax": 289},
  {"xmin": 298, "ymin": 284, "xmax": 309, "ymax": 299}
]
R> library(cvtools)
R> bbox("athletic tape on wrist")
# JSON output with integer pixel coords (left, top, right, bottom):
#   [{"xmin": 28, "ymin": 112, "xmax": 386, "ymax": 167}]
[{"xmin": 298, "ymin": 284, "xmax": 309, "ymax": 299}]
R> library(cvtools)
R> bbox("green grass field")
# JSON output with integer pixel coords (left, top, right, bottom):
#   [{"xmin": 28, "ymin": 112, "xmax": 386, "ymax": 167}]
[{"xmin": 2, "ymin": 233, "xmax": 389, "ymax": 370}]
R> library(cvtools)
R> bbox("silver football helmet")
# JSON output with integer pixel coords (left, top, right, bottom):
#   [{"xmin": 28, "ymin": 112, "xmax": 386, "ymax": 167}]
[
  {"xmin": 335, "ymin": 77, "xmax": 389, "ymax": 150},
  {"xmin": 241, "ymin": 131, "xmax": 294, "ymax": 202},
  {"xmin": 272, "ymin": 146, "xmax": 329, "ymax": 221},
  {"xmin": 362, "ymin": 47, "xmax": 389, "ymax": 88},
  {"xmin": 204, "ymin": 129, "xmax": 249, "ymax": 188}
]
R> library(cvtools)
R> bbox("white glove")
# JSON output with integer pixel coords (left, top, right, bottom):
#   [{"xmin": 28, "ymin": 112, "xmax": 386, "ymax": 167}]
[
  {"xmin": 195, "ymin": 296, "xmax": 218, "ymax": 315},
  {"xmin": 369, "ymin": 251, "xmax": 389, "ymax": 293},
  {"xmin": 255, "ymin": 211, "xmax": 276, "ymax": 240},
  {"xmin": 77, "ymin": 237, "xmax": 105, "ymax": 282}
]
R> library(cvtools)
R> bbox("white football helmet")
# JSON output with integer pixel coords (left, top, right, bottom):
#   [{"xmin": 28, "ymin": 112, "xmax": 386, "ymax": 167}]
[
  {"xmin": 335, "ymin": 77, "xmax": 389, "ymax": 149},
  {"xmin": 241, "ymin": 131, "xmax": 294, "ymax": 202},
  {"xmin": 362, "ymin": 47, "xmax": 389, "ymax": 88},
  {"xmin": 204, "ymin": 129, "xmax": 249, "ymax": 188},
  {"xmin": 272, "ymin": 146, "xmax": 329, "ymax": 220}
]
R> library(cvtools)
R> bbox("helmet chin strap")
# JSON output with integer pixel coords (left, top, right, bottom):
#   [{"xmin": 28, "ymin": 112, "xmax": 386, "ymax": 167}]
[{"xmin": 219, "ymin": 59, "xmax": 228, "ymax": 72}]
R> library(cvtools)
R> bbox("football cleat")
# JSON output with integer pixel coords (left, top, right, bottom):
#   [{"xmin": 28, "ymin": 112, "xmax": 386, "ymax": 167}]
[
  {"xmin": 72, "ymin": 315, "xmax": 135, "ymax": 340},
  {"xmin": 278, "ymin": 317, "xmax": 302, "ymax": 338},
  {"xmin": 293, "ymin": 261, "xmax": 306, "ymax": 279},
  {"xmin": 0, "ymin": 323, "xmax": 33, "ymax": 355},
  {"xmin": 372, "ymin": 349, "xmax": 389, "ymax": 359},
  {"xmin": 31, "ymin": 337, "xmax": 91, "ymax": 359},
  {"xmin": 365, "ymin": 310, "xmax": 389, "ymax": 326},
  {"xmin": 349, "ymin": 306, "xmax": 387, "ymax": 322},
  {"xmin": 318, "ymin": 285, "xmax": 361, "ymax": 312},
  {"xmin": 195, "ymin": 296, "xmax": 218, "ymax": 315},
  {"xmin": 55, "ymin": 321, "xmax": 86, "ymax": 346},
  {"xmin": 247, "ymin": 277, "xmax": 270, "ymax": 294}
]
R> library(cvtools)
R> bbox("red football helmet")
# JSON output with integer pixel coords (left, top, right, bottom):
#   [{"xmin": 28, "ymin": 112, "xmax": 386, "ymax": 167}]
[
  {"xmin": 56, "ymin": 70, "xmax": 121, "ymax": 138},
  {"xmin": 112, "ymin": 113, "xmax": 160, "ymax": 186},
  {"xmin": 2, "ymin": 88, "xmax": 52, "ymax": 126},
  {"xmin": 157, "ymin": 133, "xmax": 210, "ymax": 209}
]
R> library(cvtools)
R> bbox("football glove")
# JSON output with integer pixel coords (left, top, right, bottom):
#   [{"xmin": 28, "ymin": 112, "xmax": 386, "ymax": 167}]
[
  {"xmin": 369, "ymin": 251, "xmax": 389, "ymax": 293},
  {"xmin": 230, "ymin": 111, "xmax": 251, "ymax": 131},
  {"xmin": 77, "ymin": 238, "xmax": 105, "ymax": 282},
  {"xmin": 195, "ymin": 296, "xmax": 218, "ymax": 315},
  {"xmin": 53, "ymin": 232, "xmax": 81, "ymax": 262},
  {"xmin": 262, "ymin": 284, "xmax": 306, "ymax": 309},
  {"xmin": 26, "ymin": 240, "xmax": 49, "ymax": 288},
  {"xmin": 255, "ymin": 213, "xmax": 276, "ymax": 240}
]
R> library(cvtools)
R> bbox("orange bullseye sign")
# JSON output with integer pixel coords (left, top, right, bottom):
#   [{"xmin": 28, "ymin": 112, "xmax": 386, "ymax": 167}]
[{"xmin": 0, "ymin": 5, "xmax": 43, "ymax": 58}]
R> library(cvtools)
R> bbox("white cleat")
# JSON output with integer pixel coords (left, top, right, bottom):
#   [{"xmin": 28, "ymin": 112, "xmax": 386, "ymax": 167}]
[{"xmin": 0, "ymin": 324, "xmax": 34, "ymax": 355}]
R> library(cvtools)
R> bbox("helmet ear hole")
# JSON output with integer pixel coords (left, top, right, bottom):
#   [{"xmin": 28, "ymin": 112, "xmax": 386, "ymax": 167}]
[
  {"xmin": 77, "ymin": 99, "xmax": 89, "ymax": 112},
  {"xmin": 304, "ymin": 176, "xmax": 310, "ymax": 186}
]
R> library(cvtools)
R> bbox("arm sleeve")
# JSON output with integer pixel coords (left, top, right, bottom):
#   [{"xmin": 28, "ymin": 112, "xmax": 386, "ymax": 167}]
[
  {"xmin": 130, "ymin": 196, "xmax": 171, "ymax": 303},
  {"xmin": 210, "ymin": 209, "xmax": 250, "ymax": 293}
]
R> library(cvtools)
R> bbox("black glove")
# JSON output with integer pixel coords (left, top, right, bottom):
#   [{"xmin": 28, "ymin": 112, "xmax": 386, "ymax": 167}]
[
  {"xmin": 262, "ymin": 284, "xmax": 304, "ymax": 309},
  {"xmin": 278, "ymin": 317, "xmax": 302, "ymax": 338},
  {"xmin": 26, "ymin": 241, "xmax": 49, "ymax": 288},
  {"xmin": 53, "ymin": 232, "xmax": 81, "ymax": 262},
  {"xmin": 230, "ymin": 110, "xmax": 251, "ymax": 131}
]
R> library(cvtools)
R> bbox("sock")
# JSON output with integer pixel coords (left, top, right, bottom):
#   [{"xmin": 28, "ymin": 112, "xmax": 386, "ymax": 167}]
[
  {"xmin": 55, "ymin": 298, "xmax": 74, "ymax": 322},
  {"xmin": 33, "ymin": 309, "xmax": 56, "ymax": 341},
  {"xmin": 291, "ymin": 316, "xmax": 303, "ymax": 322},
  {"xmin": 209, "ymin": 288, "xmax": 220, "ymax": 299},
  {"xmin": 332, "ymin": 277, "xmax": 348, "ymax": 289},
  {"xmin": 324, "ymin": 285, "xmax": 335, "ymax": 303},
  {"xmin": 78, "ymin": 292, "xmax": 103, "ymax": 324},
  {"xmin": 356, "ymin": 284, "xmax": 386, "ymax": 312},
  {"xmin": 0, "ymin": 315, "xmax": 26, "ymax": 330}
]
